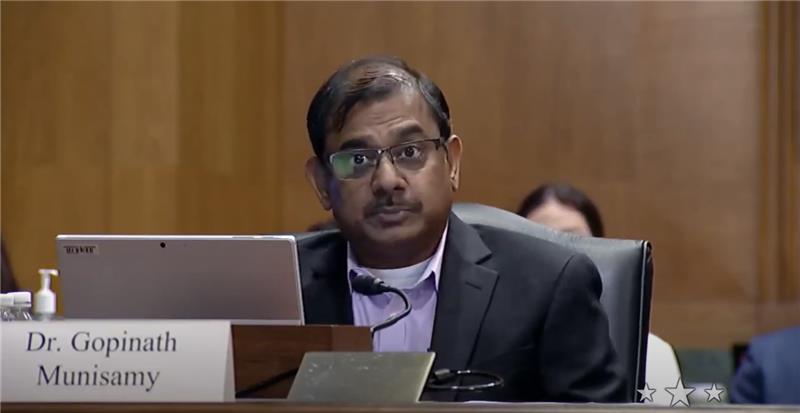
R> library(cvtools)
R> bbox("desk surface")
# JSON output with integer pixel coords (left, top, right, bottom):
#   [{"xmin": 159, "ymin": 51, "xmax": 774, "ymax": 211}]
[{"xmin": 3, "ymin": 402, "xmax": 800, "ymax": 413}]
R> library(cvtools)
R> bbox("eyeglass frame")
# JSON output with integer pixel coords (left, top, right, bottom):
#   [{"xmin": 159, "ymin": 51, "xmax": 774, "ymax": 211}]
[{"xmin": 324, "ymin": 137, "xmax": 451, "ymax": 180}]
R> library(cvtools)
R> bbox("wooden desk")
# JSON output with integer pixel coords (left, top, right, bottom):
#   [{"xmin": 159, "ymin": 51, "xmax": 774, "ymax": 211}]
[
  {"xmin": 232, "ymin": 325, "xmax": 371, "ymax": 398},
  {"xmin": 3, "ymin": 402, "xmax": 798, "ymax": 413}
]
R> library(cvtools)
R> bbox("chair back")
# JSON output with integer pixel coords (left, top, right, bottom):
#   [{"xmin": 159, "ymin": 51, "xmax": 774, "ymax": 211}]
[{"xmin": 452, "ymin": 202, "xmax": 653, "ymax": 401}]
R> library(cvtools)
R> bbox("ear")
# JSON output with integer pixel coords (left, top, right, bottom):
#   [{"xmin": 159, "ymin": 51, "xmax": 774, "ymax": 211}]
[
  {"xmin": 305, "ymin": 157, "xmax": 333, "ymax": 210},
  {"xmin": 445, "ymin": 135, "xmax": 463, "ymax": 191}
]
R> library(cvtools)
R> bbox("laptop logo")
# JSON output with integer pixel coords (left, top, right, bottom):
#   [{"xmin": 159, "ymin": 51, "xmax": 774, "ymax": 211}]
[{"xmin": 63, "ymin": 245, "xmax": 99, "ymax": 255}]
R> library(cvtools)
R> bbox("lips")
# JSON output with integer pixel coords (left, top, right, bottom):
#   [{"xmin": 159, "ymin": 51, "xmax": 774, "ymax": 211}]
[
  {"xmin": 372, "ymin": 206, "xmax": 412, "ymax": 215},
  {"xmin": 367, "ymin": 204, "xmax": 417, "ymax": 226}
]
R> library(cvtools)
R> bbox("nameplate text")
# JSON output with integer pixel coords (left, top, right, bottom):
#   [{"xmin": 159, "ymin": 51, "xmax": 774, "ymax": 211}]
[{"xmin": 1, "ymin": 320, "xmax": 234, "ymax": 402}]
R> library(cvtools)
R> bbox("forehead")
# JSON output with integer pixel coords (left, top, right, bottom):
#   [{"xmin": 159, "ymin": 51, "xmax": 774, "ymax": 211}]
[
  {"xmin": 528, "ymin": 201, "xmax": 589, "ymax": 228},
  {"xmin": 330, "ymin": 90, "xmax": 439, "ymax": 149}
]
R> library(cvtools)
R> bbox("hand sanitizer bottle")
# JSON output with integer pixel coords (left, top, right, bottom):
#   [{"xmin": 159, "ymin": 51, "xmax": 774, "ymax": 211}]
[
  {"xmin": 9, "ymin": 291, "xmax": 33, "ymax": 320},
  {"xmin": 34, "ymin": 269, "xmax": 59, "ymax": 321}
]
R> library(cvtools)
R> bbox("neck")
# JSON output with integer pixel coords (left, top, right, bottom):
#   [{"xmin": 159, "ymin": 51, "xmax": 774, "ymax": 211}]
[
  {"xmin": 350, "ymin": 224, "xmax": 446, "ymax": 269},
  {"xmin": 352, "ymin": 244, "xmax": 435, "ymax": 269}
]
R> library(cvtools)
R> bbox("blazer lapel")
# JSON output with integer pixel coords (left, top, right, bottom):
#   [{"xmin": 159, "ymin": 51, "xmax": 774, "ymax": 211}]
[
  {"xmin": 430, "ymin": 214, "xmax": 499, "ymax": 375},
  {"xmin": 297, "ymin": 232, "xmax": 354, "ymax": 325},
  {"xmin": 298, "ymin": 216, "xmax": 499, "ymax": 370}
]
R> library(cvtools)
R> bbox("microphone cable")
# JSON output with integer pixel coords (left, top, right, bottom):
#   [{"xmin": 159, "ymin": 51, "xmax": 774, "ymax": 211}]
[
  {"xmin": 351, "ymin": 272, "xmax": 503, "ymax": 393},
  {"xmin": 238, "ymin": 272, "xmax": 503, "ymax": 397},
  {"xmin": 425, "ymin": 368, "xmax": 504, "ymax": 392},
  {"xmin": 235, "ymin": 367, "xmax": 298, "ymax": 398},
  {"xmin": 349, "ymin": 271, "xmax": 411, "ymax": 336}
]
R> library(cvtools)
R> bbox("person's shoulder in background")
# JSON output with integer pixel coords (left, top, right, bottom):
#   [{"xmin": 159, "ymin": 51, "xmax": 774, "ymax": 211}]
[
  {"xmin": 644, "ymin": 333, "xmax": 682, "ymax": 405},
  {"xmin": 731, "ymin": 325, "xmax": 800, "ymax": 404}
]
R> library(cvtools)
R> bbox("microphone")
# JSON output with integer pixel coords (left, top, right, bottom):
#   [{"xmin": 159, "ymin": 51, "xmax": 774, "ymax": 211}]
[{"xmin": 350, "ymin": 272, "xmax": 411, "ymax": 335}]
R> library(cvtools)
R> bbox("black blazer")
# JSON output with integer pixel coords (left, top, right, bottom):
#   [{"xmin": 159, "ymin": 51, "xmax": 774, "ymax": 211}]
[{"xmin": 298, "ymin": 214, "xmax": 627, "ymax": 402}]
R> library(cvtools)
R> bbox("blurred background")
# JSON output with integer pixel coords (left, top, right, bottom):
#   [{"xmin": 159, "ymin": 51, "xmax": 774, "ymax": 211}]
[{"xmin": 1, "ymin": 1, "xmax": 798, "ymax": 359}]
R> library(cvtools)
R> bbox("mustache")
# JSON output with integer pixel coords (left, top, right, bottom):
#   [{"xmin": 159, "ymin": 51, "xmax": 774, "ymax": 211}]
[{"xmin": 364, "ymin": 198, "xmax": 423, "ymax": 216}]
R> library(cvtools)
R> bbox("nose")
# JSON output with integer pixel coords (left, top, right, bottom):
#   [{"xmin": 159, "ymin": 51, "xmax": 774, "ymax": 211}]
[{"xmin": 370, "ymin": 152, "xmax": 406, "ymax": 195}]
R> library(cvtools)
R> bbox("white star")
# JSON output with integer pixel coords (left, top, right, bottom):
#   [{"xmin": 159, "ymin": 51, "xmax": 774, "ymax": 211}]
[
  {"xmin": 665, "ymin": 378, "xmax": 695, "ymax": 407},
  {"xmin": 637, "ymin": 382, "xmax": 656, "ymax": 402},
  {"xmin": 704, "ymin": 383, "xmax": 725, "ymax": 403}
]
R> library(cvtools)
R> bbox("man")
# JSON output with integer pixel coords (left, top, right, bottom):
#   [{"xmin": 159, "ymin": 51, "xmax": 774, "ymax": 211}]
[
  {"xmin": 731, "ymin": 326, "xmax": 800, "ymax": 404},
  {"xmin": 299, "ymin": 56, "xmax": 626, "ymax": 402}
]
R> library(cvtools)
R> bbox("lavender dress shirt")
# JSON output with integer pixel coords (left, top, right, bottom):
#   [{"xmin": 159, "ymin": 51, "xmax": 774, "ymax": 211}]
[{"xmin": 346, "ymin": 226, "xmax": 447, "ymax": 352}]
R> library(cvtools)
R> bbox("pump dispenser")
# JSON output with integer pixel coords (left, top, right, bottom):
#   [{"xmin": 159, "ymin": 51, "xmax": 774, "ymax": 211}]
[{"xmin": 34, "ymin": 269, "xmax": 59, "ymax": 320}]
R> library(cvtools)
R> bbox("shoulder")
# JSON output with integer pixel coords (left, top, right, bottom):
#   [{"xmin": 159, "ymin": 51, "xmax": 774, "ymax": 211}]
[
  {"xmin": 294, "ymin": 230, "xmax": 347, "ymax": 283},
  {"xmin": 733, "ymin": 326, "xmax": 800, "ymax": 403},
  {"xmin": 296, "ymin": 230, "xmax": 344, "ymax": 254},
  {"xmin": 472, "ymin": 224, "xmax": 596, "ymax": 276},
  {"xmin": 645, "ymin": 333, "xmax": 681, "ymax": 392},
  {"xmin": 749, "ymin": 326, "xmax": 800, "ymax": 356},
  {"xmin": 469, "ymin": 224, "xmax": 601, "ymax": 294}
]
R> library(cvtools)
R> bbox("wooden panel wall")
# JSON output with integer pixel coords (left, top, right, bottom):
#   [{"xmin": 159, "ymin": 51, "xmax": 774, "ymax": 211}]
[
  {"xmin": 3, "ymin": 2, "xmax": 114, "ymax": 304},
  {"xmin": 757, "ymin": 1, "xmax": 800, "ymax": 335},
  {"xmin": 2, "ymin": 2, "xmax": 797, "ymax": 348}
]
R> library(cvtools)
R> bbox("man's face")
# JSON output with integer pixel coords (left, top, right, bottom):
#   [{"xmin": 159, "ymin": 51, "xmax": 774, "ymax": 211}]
[{"xmin": 307, "ymin": 89, "xmax": 462, "ymax": 260}]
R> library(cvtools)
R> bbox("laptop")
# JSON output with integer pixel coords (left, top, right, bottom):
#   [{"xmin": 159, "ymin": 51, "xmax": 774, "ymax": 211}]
[{"xmin": 57, "ymin": 235, "xmax": 304, "ymax": 324}]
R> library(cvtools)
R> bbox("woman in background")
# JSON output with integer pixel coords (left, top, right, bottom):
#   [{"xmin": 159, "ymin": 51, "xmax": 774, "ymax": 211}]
[{"xmin": 518, "ymin": 183, "xmax": 683, "ymax": 405}]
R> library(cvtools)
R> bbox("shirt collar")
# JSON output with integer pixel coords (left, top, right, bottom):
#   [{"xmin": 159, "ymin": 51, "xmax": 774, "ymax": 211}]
[{"xmin": 347, "ymin": 223, "xmax": 448, "ymax": 292}]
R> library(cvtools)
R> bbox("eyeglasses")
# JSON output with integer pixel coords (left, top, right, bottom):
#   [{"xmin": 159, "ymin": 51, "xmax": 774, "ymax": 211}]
[{"xmin": 327, "ymin": 138, "xmax": 447, "ymax": 180}]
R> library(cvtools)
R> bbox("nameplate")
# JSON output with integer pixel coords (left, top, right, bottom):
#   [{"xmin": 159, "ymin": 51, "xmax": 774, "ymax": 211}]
[{"xmin": 1, "ymin": 320, "xmax": 234, "ymax": 402}]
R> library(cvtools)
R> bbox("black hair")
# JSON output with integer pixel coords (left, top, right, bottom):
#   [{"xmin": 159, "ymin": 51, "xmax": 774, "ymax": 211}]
[
  {"xmin": 517, "ymin": 183, "xmax": 605, "ymax": 237},
  {"xmin": 306, "ymin": 55, "xmax": 451, "ymax": 160}
]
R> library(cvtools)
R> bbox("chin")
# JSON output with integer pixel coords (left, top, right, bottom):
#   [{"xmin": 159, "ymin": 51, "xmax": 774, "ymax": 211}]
[{"xmin": 363, "ymin": 222, "xmax": 424, "ymax": 246}]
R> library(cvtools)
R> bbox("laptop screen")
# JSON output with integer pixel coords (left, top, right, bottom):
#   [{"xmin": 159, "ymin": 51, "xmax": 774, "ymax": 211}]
[{"xmin": 57, "ymin": 235, "xmax": 304, "ymax": 324}]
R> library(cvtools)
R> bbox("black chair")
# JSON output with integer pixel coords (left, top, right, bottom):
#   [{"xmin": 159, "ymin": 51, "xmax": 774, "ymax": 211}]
[{"xmin": 452, "ymin": 202, "xmax": 652, "ymax": 401}]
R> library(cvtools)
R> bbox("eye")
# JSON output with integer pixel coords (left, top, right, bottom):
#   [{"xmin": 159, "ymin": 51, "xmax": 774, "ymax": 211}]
[
  {"xmin": 352, "ymin": 153, "xmax": 367, "ymax": 165},
  {"xmin": 400, "ymin": 145, "xmax": 421, "ymax": 158}
]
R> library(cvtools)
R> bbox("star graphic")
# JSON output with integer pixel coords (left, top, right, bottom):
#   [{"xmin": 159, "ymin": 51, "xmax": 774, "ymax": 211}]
[
  {"xmin": 637, "ymin": 382, "xmax": 656, "ymax": 402},
  {"xmin": 704, "ymin": 383, "xmax": 725, "ymax": 403},
  {"xmin": 665, "ymin": 378, "xmax": 695, "ymax": 407}
]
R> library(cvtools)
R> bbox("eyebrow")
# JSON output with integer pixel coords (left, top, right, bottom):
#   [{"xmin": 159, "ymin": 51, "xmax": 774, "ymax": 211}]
[
  {"xmin": 338, "ymin": 138, "xmax": 371, "ymax": 151},
  {"xmin": 336, "ymin": 124, "xmax": 430, "ymax": 152}
]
